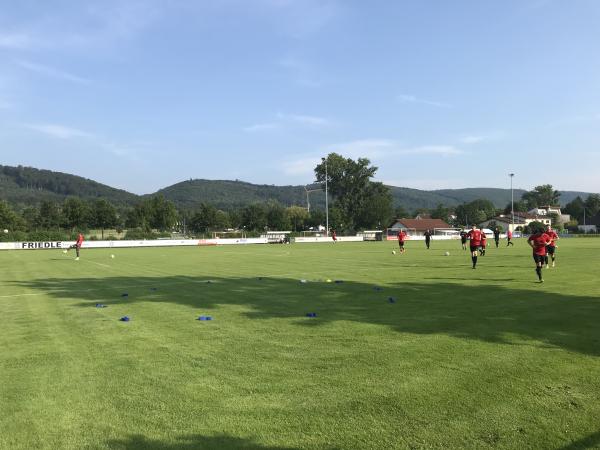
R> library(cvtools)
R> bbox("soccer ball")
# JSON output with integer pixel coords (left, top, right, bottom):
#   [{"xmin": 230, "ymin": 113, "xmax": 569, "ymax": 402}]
[
  {"xmin": 392, "ymin": 250, "xmax": 396, "ymax": 255},
  {"xmin": 63, "ymin": 250, "xmax": 68, "ymax": 254},
  {"xmin": 444, "ymin": 251, "xmax": 450, "ymax": 256},
  {"xmin": 110, "ymin": 254, "xmax": 115, "ymax": 259},
  {"xmin": 3, "ymin": 229, "xmax": 7, "ymax": 234}
]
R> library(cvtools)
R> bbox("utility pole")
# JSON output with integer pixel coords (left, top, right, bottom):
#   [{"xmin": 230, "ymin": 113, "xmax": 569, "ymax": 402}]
[
  {"xmin": 510, "ymin": 173, "xmax": 515, "ymax": 233},
  {"xmin": 325, "ymin": 159, "xmax": 329, "ymax": 236}
]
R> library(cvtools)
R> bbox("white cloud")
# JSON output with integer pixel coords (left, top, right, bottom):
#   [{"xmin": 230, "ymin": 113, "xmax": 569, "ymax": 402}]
[
  {"xmin": 0, "ymin": 32, "xmax": 35, "ymax": 49},
  {"xmin": 282, "ymin": 156, "xmax": 321, "ymax": 176},
  {"xmin": 397, "ymin": 94, "xmax": 451, "ymax": 108},
  {"xmin": 324, "ymin": 139, "xmax": 463, "ymax": 159},
  {"xmin": 402, "ymin": 145, "xmax": 463, "ymax": 156},
  {"xmin": 460, "ymin": 135, "xmax": 486, "ymax": 144},
  {"xmin": 0, "ymin": 2, "xmax": 161, "ymax": 52},
  {"xmin": 277, "ymin": 112, "xmax": 332, "ymax": 127},
  {"xmin": 279, "ymin": 57, "xmax": 322, "ymax": 87},
  {"xmin": 459, "ymin": 131, "xmax": 505, "ymax": 144},
  {"xmin": 16, "ymin": 60, "xmax": 91, "ymax": 85},
  {"xmin": 244, "ymin": 112, "xmax": 333, "ymax": 132},
  {"xmin": 382, "ymin": 177, "xmax": 463, "ymax": 190},
  {"xmin": 25, "ymin": 123, "xmax": 94, "ymax": 140},
  {"xmin": 260, "ymin": 0, "xmax": 341, "ymax": 38},
  {"xmin": 243, "ymin": 122, "xmax": 280, "ymax": 132}
]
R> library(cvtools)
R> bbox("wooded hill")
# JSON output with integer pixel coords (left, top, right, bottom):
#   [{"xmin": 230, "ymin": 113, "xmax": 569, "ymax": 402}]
[{"xmin": 0, "ymin": 164, "xmax": 594, "ymax": 212}]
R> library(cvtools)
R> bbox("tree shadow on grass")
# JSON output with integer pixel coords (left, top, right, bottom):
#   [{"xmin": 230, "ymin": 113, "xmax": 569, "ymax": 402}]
[
  {"xmin": 9, "ymin": 274, "xmax": 600, "ymax": 356},
  {"xmin": 557, "ymin": 430, "xmax": 600, "ymax": 450},
  {"xmin": 106, "ymin": 433, "xmax": 306, "ymax": 450}
]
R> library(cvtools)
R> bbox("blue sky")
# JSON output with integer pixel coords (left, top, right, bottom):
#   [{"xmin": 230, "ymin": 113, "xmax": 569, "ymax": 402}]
[{"xmin": 1, "ymin": 0, "xmax": 599, "ymax": 194}]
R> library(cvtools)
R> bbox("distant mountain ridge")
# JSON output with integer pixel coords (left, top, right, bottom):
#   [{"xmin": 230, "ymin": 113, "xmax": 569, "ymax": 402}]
[{"xmin": 0, "ymin": 164, "xmax": 595, "ymax": 212}]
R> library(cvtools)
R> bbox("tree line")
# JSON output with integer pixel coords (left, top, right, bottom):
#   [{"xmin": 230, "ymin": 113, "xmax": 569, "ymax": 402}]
[{"xmin": 2, "ymin": 156, "xmax": 599, "ymax": 240}]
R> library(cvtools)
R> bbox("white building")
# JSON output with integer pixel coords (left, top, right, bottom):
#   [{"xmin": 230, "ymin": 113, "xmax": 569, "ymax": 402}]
[
  {"xmin": 527, "ymin": 205, "xmax": 570, "ymax": 225},
  {"xmin": 479, "ymin": 213, "xmax": 552, "ymax": 232}
]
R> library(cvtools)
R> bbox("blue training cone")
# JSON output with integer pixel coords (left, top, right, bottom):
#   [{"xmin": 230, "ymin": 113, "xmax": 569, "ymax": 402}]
[
  {"xmin": 197, "ymin": 315, "xmax": 213, "ymax": 321},
  {"xmin": 388, "ymin": 297, "xmax": 396, "ymax": 303},
  {"xmin": 95, "ymin": 303, "xmax": 106, "ymax": 308},
  {"xmin": 306, "ymin": 312, "xmax": 317, "ymax": 318},
  {"xmin": 120, "ymin": 316, "xmax": 130, "ymax": 322},
  {"xmin": 121, "ymin": 293, "xmax": 128, "ymax": 297}
]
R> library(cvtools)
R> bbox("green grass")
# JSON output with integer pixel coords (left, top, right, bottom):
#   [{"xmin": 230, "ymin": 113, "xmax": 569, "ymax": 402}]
[{"xmin": 1, "ymin": 239, "xmax": 600, "ymax": 450}]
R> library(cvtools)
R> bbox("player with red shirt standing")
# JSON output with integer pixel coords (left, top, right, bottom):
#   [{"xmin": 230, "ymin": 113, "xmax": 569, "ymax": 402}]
[
  {"xmin": 68, "ymin": 232, "xmax": 84, "ymax": 260},
  {"xmin": 479, "ymin": 231, "xmax": 487, "ymax": 256},
  {"xmin": 467, "ymin": 225, "xmax": 482, "ymax": 269},
  {"xmin": 397, "ymin": 230, "xmax": 407, "ymax": 254},
  {"xmin": 544, "ymin": 225, "xmax": 559, "ymax": 267},
  {"xmin": 528, "ymin": 230, "xmax": 551, "ymax": 282},
  {"xmin": 506, "ymin": 229, "xmax": 514, "ymax": 246},
  {"xmin": 331, "ymin": 229, "xmax": 337, "ymax": 243}
]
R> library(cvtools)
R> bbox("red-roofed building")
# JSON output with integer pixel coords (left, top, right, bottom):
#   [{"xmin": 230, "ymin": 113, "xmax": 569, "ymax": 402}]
[{"xmin": 389, "ymin": 218, "xmax": 452, "ymax": 236}]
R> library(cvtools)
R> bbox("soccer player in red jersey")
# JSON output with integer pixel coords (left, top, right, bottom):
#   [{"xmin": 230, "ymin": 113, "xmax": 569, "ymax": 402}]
[
  {"xmin": 397, "ymin": 229, "xmax": 407, "ymax": 254},
  {"xmin": 467, "ymin": 225, "xmax": 482, "ymax": 268},
  {"xmin": 506, "ymin": 229, "xmax": 514, "ymax": 246},
  {"xmin": 331, "ymin": 229, "xmax": 337, "ymax": 243},
  {"xmin": 527, "ymin": 230, "xmax": 551, "ymax": 282},
  {"xmin": 68, "ymin": 232, "xmax": 84, "ymax": 260},
  {"xmin": 479, "ymin": 231, "xmax": 487, "ymax": 256},
  {"xmin": 544, "ymin": 225, "xmax": 559, "ymax": 267}
]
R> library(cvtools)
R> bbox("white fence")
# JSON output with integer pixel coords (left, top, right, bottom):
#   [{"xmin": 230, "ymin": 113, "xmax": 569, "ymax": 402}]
[
  {"xmin": 0, "ymin": 238, "xmax": 268, "ymax": 251},
  {"xmin": 294, "ymin": 236, "xmax": 363, "ymax": 243}
]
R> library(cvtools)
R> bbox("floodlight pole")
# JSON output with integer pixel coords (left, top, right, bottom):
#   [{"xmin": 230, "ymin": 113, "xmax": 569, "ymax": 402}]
[
  {"xmin": 325, "ymin": 159, "xmax": 329, "ymax": 237},
  {"xmin": 304, "ymin": 186, "xmax": 310, "ymax": 213},
  {"xmin": 510, "ymin": 173, "xmax": 515, "ymax": 233}
]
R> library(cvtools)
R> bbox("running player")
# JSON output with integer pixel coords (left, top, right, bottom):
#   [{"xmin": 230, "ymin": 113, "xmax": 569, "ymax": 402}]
[
  {"xmin": 424, "ymin": 229, "xmax": 432, "ymax": 249},
  {"xmin": 506, "ymin": 229, "xmax": 514, "ymax": 246},
  {"xmin": 544, "ymin": 225, "xmax": 559, "ymax": 268},
  {"xmin": 467, "ymin": 225, "xmax": 482, "ymax": 268},
  {"xmin": 493, "ymin": 227, "xmax": 500, "ymax": 248},
  {"xmin": 460, "ymin": 230, "xmax": 468, "ymax": 250},
  {"xmin": 68, "ymin": 232, "xmax": 84, "ymax": 260},
  {"xmin": 397, "ymin": 229, "xmax": 407, "ymax": 254},
  {"xmin": 480, "ymin": 231, "xmax": 487, "ymax": 256},
  {"xmin": 527, "ymin": 229, "xmax": 551, "ymax": 282},
  {"xmin": 331, "ymin": 229, "xmax": 337, "ymax": 243}
]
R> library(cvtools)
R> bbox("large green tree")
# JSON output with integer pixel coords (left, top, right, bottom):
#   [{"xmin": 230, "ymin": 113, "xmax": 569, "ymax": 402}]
[
  {"xmin": 241, "ymin": 203, "xmax": 267, "ymax": 231},
  {"xmin": 0, "ymin": 200, "xmax": 24, "ymax": 231},
  {"xmin": 90, "ymin": 199, "xmax": 118, "ymax": 238},
  {"xmin": 265, "ymin": 201, "xmax": 290, "ymax": 231},
  {"xmin": 190, "ymin": 203, "xmax": 218, "ymax": 233},
  {"xmin": 63, "ymin": 197, "xmax": 89, "ymax": 230},
  {"xmin": 564, "ymin": 196, "xmax": 585, "ymax": 222},
  {"xmin": 521, "ymin": 185, "xmax": 560, "ymax": 209},
  {"xmin": 455, "ymin": 199, "xmax": 497, "ymax": 226},
  {"xmin": 355, "ymin": 182, "xmax": 393, "ymax": 230},
  {"xmin": 148, "ymin": 195, "xmax": 178, "ymax": 231},
  {"xmin": 37, "ymin": 200, "xmax": 62, "ymax": 230},
  {"xmin": 286, "ymin": 206, "xmax": 309, "ymax": 231},
  {"xmin": 314, "ymin": 153, "xmax": 392, "ymax": 232},
  {"xmin": 584, "ymin": 194, "xmax": 600, "ymax": 218}
]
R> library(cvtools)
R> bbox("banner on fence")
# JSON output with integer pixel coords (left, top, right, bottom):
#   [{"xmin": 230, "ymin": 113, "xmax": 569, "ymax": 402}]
[{"xmin": 0, "ymin": 238, "xmax": 269, "ymax": 250}]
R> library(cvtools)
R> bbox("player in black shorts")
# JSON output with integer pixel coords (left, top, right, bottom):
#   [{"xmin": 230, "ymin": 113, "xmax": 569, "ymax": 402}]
[
  {"xmin": 493, "ymin": 227, "xmax": 500, "ymax": 248},
  {"xmin": 460, "ymin": 230, "xmax": 468, "ymax": 250},
  {"xmin": 424, "ymin": 229, "xmax": 432, "ymax": 249}
]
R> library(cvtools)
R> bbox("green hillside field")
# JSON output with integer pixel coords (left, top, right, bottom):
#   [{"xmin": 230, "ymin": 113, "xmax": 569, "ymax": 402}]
[{"xmin": 1, "ymin": 239, "xmax": 599, "ymax": 449}]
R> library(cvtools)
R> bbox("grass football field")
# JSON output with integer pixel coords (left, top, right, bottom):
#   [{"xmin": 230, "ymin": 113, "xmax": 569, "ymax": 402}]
[{"xmin": 1, "ymin": 238, "xmax": 600, "ymax": 450}]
